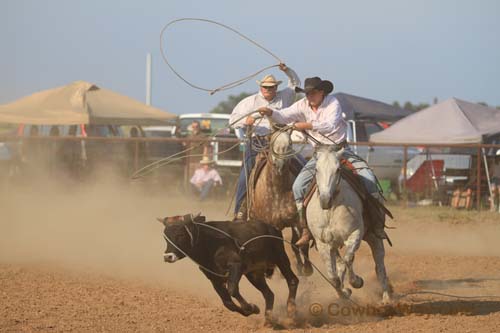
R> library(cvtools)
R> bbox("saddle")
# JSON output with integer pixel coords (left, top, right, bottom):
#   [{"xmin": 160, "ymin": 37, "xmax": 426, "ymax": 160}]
[
  {"xmin": 249, "ymin": 152, "xmax": 303, "ymax": 190},
  {"xmin": 304, "ymin": 158, "xmax": 393, "ymax": 245}
]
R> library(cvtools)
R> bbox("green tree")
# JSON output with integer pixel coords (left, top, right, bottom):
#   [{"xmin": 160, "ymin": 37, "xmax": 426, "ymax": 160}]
[
  {"xmin": 403, "ymin": 101, "xmax": 414, "ymax": 111},
  {"xmin": 210, "ymin": 92, "xmax": 252, "ymax": 114},
  {"xmin": 397, "ymin": 101, "xmax": 429, "ymax": 112},
  {"xmin": 415, "ymin": 103, "xmax": 430, "ymax": 111},
  {"xmin": 392, "ymin": 101, "xmax": 401, "ymax": 108}
]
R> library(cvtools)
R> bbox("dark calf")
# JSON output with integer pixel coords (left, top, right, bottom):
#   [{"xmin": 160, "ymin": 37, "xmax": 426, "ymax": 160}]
[{"xmin": 157, "ymin": 213, "xmax": 299, "ymax": 325}]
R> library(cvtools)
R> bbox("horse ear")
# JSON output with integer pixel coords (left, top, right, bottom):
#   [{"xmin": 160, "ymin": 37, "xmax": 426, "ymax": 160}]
[
  {"xmin": 193, "ymin": 215, "xmax": 206, "ymax": 223},
  {"xmin": 337, "ymin": 147, "xmax": 345, "ymax": 156},
  {"xmin": 327, "ymin": 145, "xmax": 337, "ymax": 153}
]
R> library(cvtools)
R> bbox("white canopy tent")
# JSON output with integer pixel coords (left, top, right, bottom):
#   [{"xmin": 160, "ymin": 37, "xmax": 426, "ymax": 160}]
[
  {"xmin": 370, "ymin": 98, "xmax": 500, "ymax": 144},
  {"xmin": 371, "ymin": 98, "xmax": 500, "ymax": 203}
]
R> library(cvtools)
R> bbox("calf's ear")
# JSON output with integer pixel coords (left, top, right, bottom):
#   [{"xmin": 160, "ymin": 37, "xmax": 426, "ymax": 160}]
[{"xmin": 193, "ymin": 213, "xmax": 206, "ymax": 223}]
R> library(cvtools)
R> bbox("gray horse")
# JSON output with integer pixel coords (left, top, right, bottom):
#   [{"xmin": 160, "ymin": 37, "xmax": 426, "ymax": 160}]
[{"xmin": 306, "ymin": 145, "xmax": 392, "ymax": 303}]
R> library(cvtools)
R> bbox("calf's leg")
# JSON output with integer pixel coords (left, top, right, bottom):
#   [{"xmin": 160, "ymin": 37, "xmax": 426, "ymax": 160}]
[
  {"xmin": 245, "ymin": 272, "xmax": 275, "ymax": 326},
  {"xmin": 227, "ymin": 262, "xmax": 243, "ymax": 297},
  {"xmin": 275, "ymin": 246, "xmax": 299, "ymax": 318},
  {"xmin": 233, "ymin": 290, "xmax": 260, "ymax": 316},
  {"xmin": 208, "ymin": 278, "xmax": 248, "ymax": 315}
]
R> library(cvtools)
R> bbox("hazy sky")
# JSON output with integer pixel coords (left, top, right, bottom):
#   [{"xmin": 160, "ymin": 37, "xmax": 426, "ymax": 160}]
[{"xmin": 2, "ymin": 0, "xmax": 499, "ymax": 114}]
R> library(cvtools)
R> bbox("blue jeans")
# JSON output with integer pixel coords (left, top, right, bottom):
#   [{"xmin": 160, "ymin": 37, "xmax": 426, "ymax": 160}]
[
  {"xmin": 234, "ymin": 140, "xmax": 260, "ymax": 214},
  {"xmin": 192, "ymin": 179, "xmax": 215, "ymax": 201},
  {"xmin": 293, "ymin": 146, "xmax": 379, "ymax": 203}
]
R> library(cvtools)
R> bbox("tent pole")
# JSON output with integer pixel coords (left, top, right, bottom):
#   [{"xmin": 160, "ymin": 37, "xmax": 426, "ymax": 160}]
[
  {"xmin": 146, "ymin": 53, "xmax": 152, "ymax": 106},
  {"xmin": 476, "ymin": 145, "xmax": 481, "ymax": 210},
  {"xmin": 134, "ymin": 140, "xmax": 139, "ymax": 171},
  {"xmin": 403, "ymin": 145, "xmax": 408, "ymax": 207},
  {"xmin": 482, "ymin": 147, "xmax": 493, "ymax": 199}
]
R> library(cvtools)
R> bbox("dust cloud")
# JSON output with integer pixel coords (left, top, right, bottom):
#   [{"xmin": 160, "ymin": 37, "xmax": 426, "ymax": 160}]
[
  {"xmin": 1, "ymin": 171, "xmax": 499, "ymax": 311},
  {"xmin": 0, "ymin": 171, "xmax": 233, "ymax": 298}
]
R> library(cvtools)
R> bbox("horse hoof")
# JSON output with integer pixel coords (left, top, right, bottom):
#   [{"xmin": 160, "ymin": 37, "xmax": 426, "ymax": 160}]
[
  {"xmin": 250, "ymin": 303, "xmax": 260, "ymax": 315},
  {"xmin": 281, "ymin": 317, "xmax": 297, "ymax": 328},
  {"xmin": 381, "ymin": 292, "xmax": 393, "ymax": 305},
  {"xmin": 242, "ymin": 304, "xmax": 260, "ymax": 316},
  {"xmin": 350, "ymin": 276, "xmax": 364, "ymax": 289},
  {"xmin": 303, "ymin": 262, "xmax": 314, "ymax": 276},
  {"xmin": 264, "ymin": 310, "xmax": 274, "ymax": 327},
  {"xmin": 341, "ymin": 288, "xmax": 352, "ymax": 299}
]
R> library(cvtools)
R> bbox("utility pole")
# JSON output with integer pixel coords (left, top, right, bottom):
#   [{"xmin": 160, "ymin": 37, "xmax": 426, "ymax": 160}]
[{"xmin": 146, "ymin": 53, "xmax": 152, "ymax": 105}]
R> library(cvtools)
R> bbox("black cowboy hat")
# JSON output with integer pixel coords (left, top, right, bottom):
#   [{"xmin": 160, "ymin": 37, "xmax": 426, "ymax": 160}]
[{"xmin": 295, "ymin": 77, "xmax": 334, "ymax": 95}]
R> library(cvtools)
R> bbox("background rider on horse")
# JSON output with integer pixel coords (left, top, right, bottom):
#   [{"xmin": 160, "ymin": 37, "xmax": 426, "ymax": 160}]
[{"xmin": 229, "ymin": 63, "xmax": 302, "ymax": 220}]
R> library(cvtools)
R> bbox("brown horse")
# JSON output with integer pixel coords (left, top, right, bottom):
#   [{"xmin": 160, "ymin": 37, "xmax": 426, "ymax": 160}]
[{"xmin": 247, "ymin": 126, "xmax": 313, "ymax": 276}]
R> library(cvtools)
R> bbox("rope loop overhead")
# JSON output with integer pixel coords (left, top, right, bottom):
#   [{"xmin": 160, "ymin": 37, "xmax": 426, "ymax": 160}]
[{"xmin": 160, "ymin": 18, "xmax": 283, "ymax": 95}]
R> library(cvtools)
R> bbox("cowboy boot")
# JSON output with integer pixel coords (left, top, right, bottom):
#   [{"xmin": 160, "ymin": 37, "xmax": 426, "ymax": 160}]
[
  {"xmin": 295, "ymin": 202, "xmax": 312, "ymax": 246},
  {"xmin": 371, "ymin": 192, "xmax": 389, "ymax": 240}
]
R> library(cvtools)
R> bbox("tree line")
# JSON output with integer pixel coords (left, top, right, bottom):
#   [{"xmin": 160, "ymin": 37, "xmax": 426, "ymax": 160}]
[{"xmin": 208, "ymin": 93, "xmax": 500, "ymax": 114}]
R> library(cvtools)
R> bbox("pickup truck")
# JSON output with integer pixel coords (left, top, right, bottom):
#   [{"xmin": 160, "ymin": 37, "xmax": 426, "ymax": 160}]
[
  {"xmin": 178, "ymin": 113, "xmax": 241, "ymax": 170},
  {"xmin": 347, "ymin": 119, "xmax": 419, "ymax": 183}
]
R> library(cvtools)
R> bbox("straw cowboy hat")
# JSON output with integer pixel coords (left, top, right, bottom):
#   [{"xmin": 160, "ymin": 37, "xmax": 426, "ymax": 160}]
[
  {"xmin": 256, "ymin": 74, "xmax": 282, "ymax": 87},
  {"xmin": 199, "ymin": 156, "xmax": 215, "ymax": 165},
  {"xmin": 295, "ymin": 77, "xmax": 334, "ymax": 94}
]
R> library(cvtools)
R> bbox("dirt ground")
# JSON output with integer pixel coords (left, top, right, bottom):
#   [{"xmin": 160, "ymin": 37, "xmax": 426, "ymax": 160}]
[{"xmin": 1, "ymin": 177, "xmax": 500, "ymax": 332}]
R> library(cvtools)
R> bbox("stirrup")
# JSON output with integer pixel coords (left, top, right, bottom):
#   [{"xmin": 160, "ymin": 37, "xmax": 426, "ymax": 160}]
[{"xmin": 233, "ymin": 211, "xmax": 246, "ymax": 222}]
